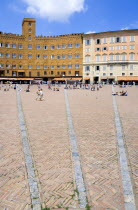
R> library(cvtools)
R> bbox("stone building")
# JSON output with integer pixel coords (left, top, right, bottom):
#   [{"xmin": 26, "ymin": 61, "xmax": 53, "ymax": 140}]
[
  {"xmin": 83, "ymin": 30, "xmax": 138, "ymax": 84},
  {"xmin": 0, "ymin": 18, "xmax": 83, "ymax": 83}
]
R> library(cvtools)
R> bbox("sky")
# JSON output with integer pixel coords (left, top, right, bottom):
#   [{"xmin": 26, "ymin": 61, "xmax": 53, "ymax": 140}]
[{"xmin": 0, "ymin": 0, "xmax": 138, "ymax": 36}]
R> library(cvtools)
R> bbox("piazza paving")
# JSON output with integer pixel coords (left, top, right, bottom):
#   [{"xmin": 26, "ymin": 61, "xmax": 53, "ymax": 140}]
[{"xmin": 0, "ymin": 84, "xmax": 137, "ymax": 209}]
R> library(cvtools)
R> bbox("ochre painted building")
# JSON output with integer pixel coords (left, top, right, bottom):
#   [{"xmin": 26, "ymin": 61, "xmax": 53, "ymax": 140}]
[{"xmin": 0, "ymin": 18, "xmax": 83, "ymax": 82}]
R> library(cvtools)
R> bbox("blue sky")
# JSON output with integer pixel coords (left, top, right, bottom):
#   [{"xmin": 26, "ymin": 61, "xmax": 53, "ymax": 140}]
[{"xmin": 0, "ymin": 0, "xmax": 138, "ymax": 36}]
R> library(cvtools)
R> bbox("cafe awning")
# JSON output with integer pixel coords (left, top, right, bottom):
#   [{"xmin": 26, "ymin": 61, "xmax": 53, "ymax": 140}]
[
  {"xmin": 71, "ymin": 77, "xmax": 82, "ymax": 81},
  {"xmin": 118, "ymin": 76, "xmax": 138, "ymax": 81},
  {"xmin": 84, "ymin": 77, "xmax": 90, "ymax": 80}
]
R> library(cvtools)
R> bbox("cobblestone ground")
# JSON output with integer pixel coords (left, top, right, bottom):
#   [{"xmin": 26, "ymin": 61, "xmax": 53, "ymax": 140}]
[
  {"xmin": 0, "ymin": 88, "xmax": 31, "ymax": 210},
  {"xmin": 115, "ymin": 86, "xmax": 138, "ymax": 208},
  {"xmin": 67, "ymin": 86, "xmax": 124, "ymax": 209},
  {"xmin": 20, "ymin": 85, "xmax": 79, "ymax": 209}
]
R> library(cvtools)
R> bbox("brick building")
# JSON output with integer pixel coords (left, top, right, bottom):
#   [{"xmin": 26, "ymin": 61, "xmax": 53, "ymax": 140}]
[{"xmin": 0, "ymin": 18, "xmax": 83, "ymax": 83}]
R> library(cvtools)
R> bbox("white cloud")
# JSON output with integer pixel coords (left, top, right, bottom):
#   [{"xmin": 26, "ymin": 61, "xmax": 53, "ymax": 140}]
[
  {"xmin": 85, "ymin": 31, "xmax": 95, "ymax": 34},
  {"xmin": 121, "ymin": 21, "xmax": 138, "ymax": 30},
  {"xmin": 22, "ymin": 0, "xmax": 86, "ymax": 22},
  {"xmin": 121, "ymin": 27, "xmax": 129, "ymax": 30}
]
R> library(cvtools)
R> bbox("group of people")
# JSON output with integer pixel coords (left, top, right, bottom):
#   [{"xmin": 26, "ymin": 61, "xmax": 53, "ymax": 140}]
[{"xmin": 112, "ymin": 90, "xmax": 128, "ymax": 96}]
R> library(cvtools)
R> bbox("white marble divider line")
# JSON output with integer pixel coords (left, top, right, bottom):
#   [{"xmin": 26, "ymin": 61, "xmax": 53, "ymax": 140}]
[
  {"xmin": 64, "ymin": 89, "xmax": 87, "ymax": 208},
  {"xmin": 112, "ymin": 85, "xmax": 136, "ymax": 210},
  {"xmin": 16, "ymin": 88, "xmax": 41, "ymax": 210}
]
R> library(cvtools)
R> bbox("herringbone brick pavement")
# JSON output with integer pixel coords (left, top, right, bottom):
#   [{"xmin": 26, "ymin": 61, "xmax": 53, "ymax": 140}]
[
  {"xmin": 0, "ymin": 89, "xmax": 31, "ymax": 210},
  {"xmin": 67, "ymin": 85, "xmax": 124, "ymax": 209},
  {"xmin": 20, "ymin": 85, "xmax": 79, "ymax": 209},
  {"xmin": 115, "ymin": 86, "xmax": 138, "ymax": 208}
]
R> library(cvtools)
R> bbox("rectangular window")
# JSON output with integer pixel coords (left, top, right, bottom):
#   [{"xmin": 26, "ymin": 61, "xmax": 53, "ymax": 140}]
[
  {"xmin": 36, "ymin": 54, "xmax": 40, "ymax": 59},
  {"xmin": 116, "ymin": 45, "xmax": 120, "ymax": 50},
  {"xmin": 12, "ymin": 65, "xmax": 16, "ymax": 69},
  {"xmin": 75, "ymin": 71, "xmax": 79, "ymax": 76},
  {"xmin": 62, "ymin": 44, "xmax": 66, "ymax": 49},
  {"xmin": 7, "ymin": 70, "xmax": 9, "ymax": 73},
  {"xmin": 44, "ymin": 71, "xmax": 47, "ymax": 75},
  {"xmin": 130, "ymin": 45, "xmax": 134, "ymax": 50},
  {"xmin": 44, "ymin": 45, "xmax": 48, "ymax": 50},
  {"xmin": 130, "ymin": 53, "xmax": 134, "ymax": 60},
  {"xmin": 28, "ymin": 45, "xmax": 32, "ymax": 49},
  {"xmin": 57, "ymin": 55, "xmax": 60, "ymax": 59},
  {"xmin": 51, "ymin": 65, "xmax": 54, "ymax": 69},
  {"xmin": 85, "ymin": 56, "xmax": 90, "ymax": 62},
  {"xmin": 85, "ymin": 66, "xmax": 90, "ymax": 71},
  {"xmin": 110, "ymin": 54, "xmax": 114, "ymax": 61},
  {"xmin": 37, "ymin": 65, "xmax": 40, "ymax": 69},
  {"xmin": 62, "ymin": 55, "xmax": 66, "ymax": 59},
  {"xmin": 37, "ymin": 45, "xmax": 40, "ymax": 49},
  {"xmin": 57, "ymin": 45, "xmax": 60, "ymax": 49},
  {"xmin": 122, "ymin": 65, "xmax": 126, "ymax": 70},
  {"xmin": 28, "ymin": 36, "xmax": 32, "ymax": 41},
  {"xmin": 28, "ymin": 54, "xmax": 32, "ymax": 59},
  {"xmin": 110, "ymin": 73, "xmax": 113, "ymax": 76},
  {"xmin": 44, "ymin": 65, "xmax": 48, "ymax": 69},
  {"xmin": 0, "ymin": 64, "xmax": 4, "ymax": 68},
  {"xmin": 130, "ymin": 73, "xmax": 133, "ymax": 76},
  {"xmin": 130, "ymin": 64, "xmax": 133, "ymax": 70},
  {"xmin": 0, "ymin": 53, "xmax": 4, "ymax": 57},
  {"xmin": 51, "ymin": 55, "xmax": 54, "ymax": 59},
  {"xmin": 85, "ymin": 40, "xmax": 90, "ymax": 45},
  {"xmin": 103, "ymin": 65, "xmax": 106, "ymax": 70},
  {"xmin": 122, "ymin": 45, "xmax": 127, "ymax": 50},
  {"xmin": 122, "ymin": 54, "xmax": 126, "ymax": 61},
  {"xmin": 51, "ymin": 45, "xmax": 54, "ymax": 50},
  {"xmin": 18, "ymin": 44, "xmax": 23, "ymax": 49},
  {"xmin": 103, "ymin": 73, "xmax": 106, "ymax": 76},
  {"xmin": 5, "ymin": 43, "xmax": 10, "ymax": 48},
  {"xmin": 130, "ymin": 36, "xmax": 135, "ymax": 42},
  {"xmin": 103, "ymin": 55, "xmax": 107, "ymax": 62},
  {"xmin": 75, "ymin": 64, "xmax": 80, "ymax": 68},
  {"xmin": 68, "ymin": 44, "xmax": 72, "ymax": 48},
  {"xmin": 0, "ymin": 43, "xmax": 4, "ymax": 47},
  {"xmin": 37, "ymin": 72, "xmax": 40, "ymax": 76},
  {"xmin": 116, "ymin": 37, "xmax": 120, "ymax": 43},
  {"xmin": 57, "ymin": 65, "xmax": 60, "ymax": 69},
  {"xmin": 28, "ymin": 29, "xmax": 32, "ymax": 33},
  {"xmin": 19, "ymin": 65, "xmax": 23, "ymax": 69},
  {"xmin": 12, "ymin": 54, "xmax": 16, "ymax": 58},
  {"xmin": 75, "ymin": 54, "xmax": 80, "ymax": 58},
  {"xmin": 12, "ymin": 44, "xmax": 16, "ymax": 48},
  {"xmin": 122, "ymin": 36, "xmax": 126, "ymax": 42},
  {"xmin": 19, "ymin": 54, "xmax": 23, "ymax": 59},
  {"xmin": 68, "ymin": 71, "xmax": 71, "ymax": 74},
  {"xmin": 68, "ymin": 64, "xmax": 72, "ymax": 69},
  {"xmin": 96, "ymin": 39, "xmax": 100, "ymax": 44},
  {"xmin": 86, "ymin": 48, "xmax": 90, "ymax": 52},
  {"xmin": 109, "ymin": 46, "xmax": 114, "ymax": 50},
  {"xmin": 122, "ymin": 73, "xmax": 125, "ymax": 76},
  {"xmin": 96, "ymin": 55, "xmax": 100, "ymax": 62},
  {"xmin": 28, "ymin": 65, "xmax": 32, "ymax": 69},
  {"xmin": 6, "ymin": 64, "xmax": 10, "ymax": 68},
  {"xmin": 116, "ymin": 54, "xmax": 120, "ymax": 60},
  {"xmin": 110, "ymin": 65, "xmax": 113, "ymax": 70},
  {"xmin": 68, "ymin": 54, "xmax": 72, "ymax": 59},
  {"xmin": 110, "ymin": 37, "xmax": 114, "ymax": 43},
  {"xmin": 103, "ymin": 38, "xmax": 107, "ymax": 44},
  {"xmin": 75, "ymin": 43, "xmax": 80, "ymax": 48},
  {"xmin": 62, "ymin": 65, "xmax": 66, "ymax": 69},
  {"xmin": 43, "ymin": 55, "xmax": 48, "ymax": 59},
  {"xmin": 95, "ymin": 66, "xmax": 100, "ymax": 70}
]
